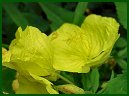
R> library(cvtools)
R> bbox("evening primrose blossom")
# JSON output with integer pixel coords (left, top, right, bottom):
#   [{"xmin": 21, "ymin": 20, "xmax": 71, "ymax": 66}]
[
  {"xmin": 3, "ymin": 26, "xmax": 57, "ymax": 80},
  {"xmin": 2, "ymin": 14, "xmax": 120, "ymax": 94},
  {"xmin": 2, "ymin": 26, "xmax": 58, "ymax": 94},
  {"xmin": 49, "ymin": 14, "xmax": 120, "ymax": 73}
]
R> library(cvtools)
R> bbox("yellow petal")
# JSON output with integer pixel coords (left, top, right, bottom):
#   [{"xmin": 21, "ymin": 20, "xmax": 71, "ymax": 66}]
[
  {"xmin": 2, "ymin": 47, "xmax": 11, "ymax": 63},
  {"xmin": 2, "ymin": 47, "xmax": 15, "ymax": 69},
  {"xmin": 49, "ymin": 23, "xmax": 90, "ymax": 73},
  {"xmin": 15, "ymin": 73, "xmax": 58, "ymax": 94},
  {"xmin": 4, "ymin": 26, "xmax": 57, "ymax": 80},
  {"xmin": 81, "ymin": 14, "xmax": 120, "ymax": 66},
  {"xmin": 49, "ymin": 14, "xmax": 120, "ymax": 73}
]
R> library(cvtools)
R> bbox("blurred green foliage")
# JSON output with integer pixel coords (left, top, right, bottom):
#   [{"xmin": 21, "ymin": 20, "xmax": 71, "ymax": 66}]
[
  {"xmin": 115, "ymin": 2, "xmax": 127, "ymax": 29},
  {"xmin": 82, "ymin": 68, "xmax": 99, "ymax": 93},
  {"xmin": 2, "ymin": 2, "xmax": 127, "ymax": 94}
]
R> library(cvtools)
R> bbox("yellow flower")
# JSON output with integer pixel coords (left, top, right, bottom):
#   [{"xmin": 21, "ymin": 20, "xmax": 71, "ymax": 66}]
[
  {"xmin": 49, "ymin": 14, "xmax": 120, "ymax": 73},
  {"xmin": 2, "ymin": 26, "xmax": 58, "ymax": 94},
  {"xmin": 12, "ymin": 73, "xmax": 58, "ymax": 94},
  {"xmin": 3, "ymin": 26, "xmax": 57, "ymax": 81}
]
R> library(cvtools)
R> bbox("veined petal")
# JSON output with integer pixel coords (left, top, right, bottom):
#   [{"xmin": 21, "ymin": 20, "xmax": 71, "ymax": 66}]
[
  {"xmin": 15, "ymin": 73, "xmax": 58, "ymax": 94},
  {"xmin": 81, "ymin": 14, "xmax": 120, "ymax": 66},
  {"xmin": 30, "ymin": 73, "xmax": 58, "ymax": 94},
  {"xmin": 49, "ymin": 23, "xmax": 90, "ymax": 73},
  {"xmin": 49, "ymin": 14, "xmax": 120, "ymax": 73},
  {"xmin": 3, "ymin": 26, "xmax": 57, "ymax": 81}
]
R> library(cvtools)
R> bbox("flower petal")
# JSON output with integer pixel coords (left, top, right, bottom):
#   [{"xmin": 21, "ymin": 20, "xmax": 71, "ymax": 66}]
[
  {"xmin": 4, "ymin": 26, "xmax": 57, "ymax": 80},
  {"xmin": 15, "ymin": 73, "xmax": 58, "ymax": 94},
  {"xmin": 50, "ymin": 14, "xmax": 120, "ymax": 73},
  {"xmin": 2, "ymin": 47, "xmax": 15, "ymax": 69},
  {"xmin": 49, "ymin": 23, "xmax": 90, "ymax": 73},
  {"xmin": 81, "ymin": 14, "xmax": 120, "ymax": 66}
]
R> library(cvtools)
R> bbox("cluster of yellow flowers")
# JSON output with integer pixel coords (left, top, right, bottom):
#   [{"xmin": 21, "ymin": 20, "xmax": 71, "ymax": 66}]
[{"xmin": 2, "ymin": 14, "xmax": 120, "ymax": 94}]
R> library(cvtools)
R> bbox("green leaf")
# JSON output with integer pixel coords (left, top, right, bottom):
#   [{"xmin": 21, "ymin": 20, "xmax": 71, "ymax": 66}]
[
  {"xmin": 39, "ymin": 3, "xmax": 74, "ymax": 31},
  {"xmin": 102, "ymin": 73, "xmax": 127, "ymax": 94},
  {"xmin": 3, "ymin": 12, "xmax": 18, "ymax": 43},
  {"xmin": 2, "ymin": 67, "xmax": 16, "ymax": 93},
  {"xmin": 2, "ymin": 3, "xmax": 29, "ymax": 29},
  {"xmin": 73, "ymin": 2, "xmax": 87, "ymax": 25},
  {"xmin": 23, "ymin": 12, "xmax": 51, "ymax": 34},
  {"xmin": 118, "ymin": 47, "xmax": 127, "ymax": 58},
  {"xmin": 115, "ymin": 37, "xmax": 127, "ymax": 48},
  {"xmin": 82, "ymin": 68, "xmax": 99, "ymax": 93},
  {"xmin": 2, "ymin": 44, "xmax": 9, "ymax": 49},
  {"xmin": 115, "ymin": 2, "xmax": 127, "ymax": 29},
  {"xmin": 116, "ymin": 59, "xmax": 127, "ymax": 71}
]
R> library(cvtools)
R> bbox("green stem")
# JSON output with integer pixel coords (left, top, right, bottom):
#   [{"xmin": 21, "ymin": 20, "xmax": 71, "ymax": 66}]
[{"xmin": 57, "ymin": 74, "xmax": 73, "ymax": 84}]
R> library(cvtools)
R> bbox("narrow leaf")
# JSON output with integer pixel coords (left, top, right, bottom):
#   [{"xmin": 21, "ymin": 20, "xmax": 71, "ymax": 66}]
[
  {"xmin": 115, "ymin": 37, "xmax": 127, "ymax": 48},
  {"xmin": 115, "ymin": 2, "xmax": 127, "ymax": 29},
  {"xmin": 118, "ymin": 47, "xmax": 127, "ymax": 58},
  {"xmin": 2, "ymin": 44, "xmax": 9, "ymax": 49},
  {"xmin": 39, "ymin": 3, "xmax": 74, "ymax": 31},
  {"xmin": 73, "ymin": 2, "xmax": 87, "ymax": 25},
  {"xmin": 2, "ymin": 3, "xmax": 29, "ymax": 29},
  {"xmin": 116, "ymin": 59, "xmax": 127, "ymax": 70}
]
